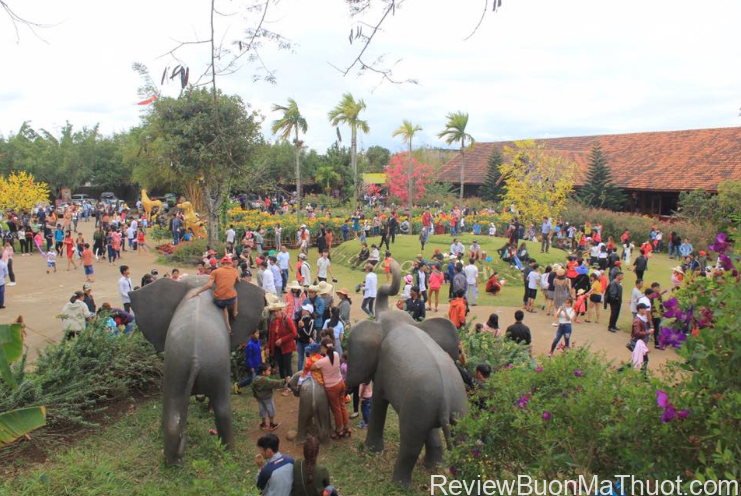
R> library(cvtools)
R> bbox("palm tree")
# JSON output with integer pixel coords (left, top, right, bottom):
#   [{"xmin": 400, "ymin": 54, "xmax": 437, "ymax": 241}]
[
  {"xmin": 271, "ymin": 98, "xmax": 308, "ymax": 221},
  {"xmin": 315, "ymin": 165, "xmax": 341, "ymax": 194},
  {"xmin": 392, "ymin": 120, "xmax": 423, "ymax": 211},
  {"xmin": 328, "ymin": 93, "xmax": 370, "ymax": 212},
  {"xmin": 438, "ymin": 111, "xmax": 475, "ymax": 201}
]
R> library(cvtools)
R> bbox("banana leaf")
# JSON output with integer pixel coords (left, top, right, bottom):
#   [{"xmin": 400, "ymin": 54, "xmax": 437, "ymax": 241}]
[
  {"xmin": 0, "ymin": 407, "xmax": 47, "ymax": 448},
  {"xmin": 0, "ymin": 323, "xmax": 23, "ymax": 388}
]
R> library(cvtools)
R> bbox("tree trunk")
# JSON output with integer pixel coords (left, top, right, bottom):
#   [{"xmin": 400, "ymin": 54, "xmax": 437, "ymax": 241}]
[
  {"xmin": 205, "ymin": 186, "xmax": 222, "ymax": 247},
  {"xmin": 295, "ymin": 127, "xmax": 301, "ymax": 224},
  {"xmin": 407, "ymin": 139, "xmax": 413, "ymax": 211},
  {"xmin": 459, "ymin": 144, "xmax": 465, "ymax": 201},
  {"xmin": 351, "ymin": 127, "xmax": 358, "ymax": 212}
]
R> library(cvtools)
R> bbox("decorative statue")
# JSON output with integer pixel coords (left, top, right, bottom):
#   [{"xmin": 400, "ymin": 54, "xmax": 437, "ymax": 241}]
[
  {"xmin": 345, "ymin": 261, "xmax": 468, "ymax": 487},
  {"xmin": 288, "ymin": 372, "xmax": 332, "ymax": 446},
  {"xmin": 140, "ymin": 189, "xmax": 163, "ymax": 222},
  {"xmin": 176, "ymin": 201, "xmax": 206, "ymax": 237},
  {"xmin": 129, "ymin": 276, "xmax": 265, "ymax": 466}
]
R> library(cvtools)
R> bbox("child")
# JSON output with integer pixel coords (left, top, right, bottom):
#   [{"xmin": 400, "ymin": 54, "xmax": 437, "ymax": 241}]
[
  {"xmin": 298, "ymin": 342, "xmax": 324, "ymax": 388},
  {"xmin": 76, "ymin": 232, "xmax": 85, "ymax": 258},
  {"xmin": 251, "ymin": 363, "xmax": 286, "ymax": 431},
  {"xmin": 383, "ymin": 251, "xmax": 393, "ymax": 283},
  {"xmin": 401, "ymin": 275, "xmax": 413, "ymax": 300},
  {"xmin": 448, "ymin": 289, "xmax": 467, "ymax": 329},
  {"xmin": 296, "ymin": 304, "xmax": 316, "ymax": 371},
  {"xmin": 81, "ymin": 243, "xmax": 94, "ymax": 282},
  {"xmin": 137, "ymin": 229, "xmax": 147, "ymax": 253},
  {"xmin": 46, "ymin": 249, "xmax": 57, "ymax": 273},
  {"xmin": 573, "ymin": 289, "xmax": 588, "ymax": 323},
  {"xmin": 359, "ymin": 380, "xmax": 373, "ymax": 428},
  {"xmin": 235, "ymin": 329, "xmax": 261, "ymax": 392}
]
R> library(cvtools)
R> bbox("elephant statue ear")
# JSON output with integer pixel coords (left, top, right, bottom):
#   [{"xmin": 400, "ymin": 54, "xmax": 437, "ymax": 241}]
[
  {"xmin": 415, "ymin": 317, "xmax": 460, "ymax": 362},
  {"xmin": 229, "ymin": 282, "xmax": 266, "ymax": 348},
  {"xmin": 129, "ymin": 278, "xmax": 191, "ymax": 353}
]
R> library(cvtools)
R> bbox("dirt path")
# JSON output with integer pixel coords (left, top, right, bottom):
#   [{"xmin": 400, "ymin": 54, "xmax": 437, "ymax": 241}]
[{"xmin": 0, "ymin": 220, "xmax": 188, "ymax": 360}]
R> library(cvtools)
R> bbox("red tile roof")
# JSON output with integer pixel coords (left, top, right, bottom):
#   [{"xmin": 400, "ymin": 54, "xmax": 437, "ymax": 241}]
[{"xmin": 436, "ymin": 127, "xmax": 741, "ymax": 192}]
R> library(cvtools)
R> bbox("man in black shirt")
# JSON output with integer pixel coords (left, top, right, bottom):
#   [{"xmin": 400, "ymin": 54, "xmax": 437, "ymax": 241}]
[
  {"xmin": 505, "ymin": 310, "xmax": 532, "ymax": 345},
  {"xmin": 633, "ymin": 249, "xmax": 648, "ymax": 281},
  {"xmin": 404, "ymin": 286, "xmax": 426, "ymax": 322},
  {"xmin": 605, "ymin": 272, "xmax": 624, "ymax": 332}
]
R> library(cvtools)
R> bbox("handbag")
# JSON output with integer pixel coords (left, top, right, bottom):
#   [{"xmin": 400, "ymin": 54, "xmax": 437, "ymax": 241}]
[{"xmin": 626, "ymin": 339, "xmax": 636, "ymax": 352}]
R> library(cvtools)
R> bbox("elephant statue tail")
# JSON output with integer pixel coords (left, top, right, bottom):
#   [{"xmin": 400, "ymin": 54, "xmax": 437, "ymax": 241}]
[
  {"xmin": 441, "ymin": 424, "xmax": 453, "ymax": 450},
  {"xmin": 375, "ymin": 260, "xmax": 401, "ymax": 315}
]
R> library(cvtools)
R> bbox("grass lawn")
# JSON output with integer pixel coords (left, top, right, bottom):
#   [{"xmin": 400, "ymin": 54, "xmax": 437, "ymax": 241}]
[
  {"xmin": 326, "ymin": 233, "xmax": 676, "ymax": 330},
  {"xmin": 2, "ymin": 395, "xmax": 436, "ymax": 496}
]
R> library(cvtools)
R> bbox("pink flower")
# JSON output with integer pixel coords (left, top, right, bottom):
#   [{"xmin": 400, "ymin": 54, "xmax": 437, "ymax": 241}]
[
  {"xmin": 661, "ymin": 405, "xmax": 676, "ymax": 423},
  {"xmin": 656, "ymin": 390, "xmax": 671, "ymax": 409},
  {"xmin": 678, "ymin": 410, "xmax": 691, "ymax": 420},
  {"xmin": 574, "ymin": 369, "xmax": 582, "ymax": 378},
  {"xmin": 542, "ymin": 411, "xmax": 552, "ymax": 421},
  {"xmin": 535, "ymin": 366, "xmax": 544, "ymax": 373}
]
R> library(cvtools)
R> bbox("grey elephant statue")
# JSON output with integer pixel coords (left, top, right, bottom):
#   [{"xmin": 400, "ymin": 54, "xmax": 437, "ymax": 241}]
[
  {"xmin": 345, "ymin": 261, "xmax": 468, "ymax": 486},
  {"xmin": 288, "ymin": 372, "xmax": 332, "ymax": 446},
  {"xmin": 129, "ymin": 276, "xmax": 265, "ymax": 466}
]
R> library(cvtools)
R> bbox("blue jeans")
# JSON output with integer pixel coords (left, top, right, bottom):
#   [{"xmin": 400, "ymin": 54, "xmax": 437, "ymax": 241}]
[
  {"xmin": 362, "ymin": 297, "xmax": 375, "ymax": 317},
  {"xmin": 361, "ymin": 397, "xmax": 371, "ymax": 424},
  {"xmin": 297, "ymin": 341, "xmax": 309, "ymax": 371},
  {"xmin": 281, "ymin": 269, "xmax": 288, "ymax": 289},
  {"xmin": 172, "ymin": 233, "xmax": 179, "ymax": 246},
  {"xmin": 238, "ymin": 371, "xmax": 256, "ymax": 388},
  {"xmin": 0, "ymin": 284, "xmax": 4, "ymax": 307},
  {"xmin": 550, "ymin": 323, "xmax": 572, "ymax": 353},
  {"xmin": 513, "ymin": 256, "xmax": 523, "ymax": 270}
]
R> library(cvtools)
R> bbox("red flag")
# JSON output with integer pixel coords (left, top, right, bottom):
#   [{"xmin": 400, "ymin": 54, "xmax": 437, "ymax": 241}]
[{"xmin": 137, "ymin": 94, "xmax": 159, "ymax": 106}]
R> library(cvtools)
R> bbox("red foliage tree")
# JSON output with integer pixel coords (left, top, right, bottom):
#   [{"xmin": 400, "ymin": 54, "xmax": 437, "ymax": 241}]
[{"xmin": 384, "ymin": 152, "xmax": 433, "ymax": 205}]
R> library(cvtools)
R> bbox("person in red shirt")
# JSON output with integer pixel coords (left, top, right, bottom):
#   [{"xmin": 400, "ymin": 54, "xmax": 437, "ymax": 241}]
[
  {"xmin": 269, "ymin": 302, "xmax": 298, "ymax": 380},
  {"xmin": 191, "ymin": 256, "xmax": 240, "ymax": 333},
  {"xmin": 421, "ymin": 209, "xmax": 432, "ymax": 229},
  {"xmin": 81, "ymin": 243, "xmax": 94, "ymax": 282},
  {"xmin": 63, "ymin": 230, "xmax": 78, "ymax": 271}
]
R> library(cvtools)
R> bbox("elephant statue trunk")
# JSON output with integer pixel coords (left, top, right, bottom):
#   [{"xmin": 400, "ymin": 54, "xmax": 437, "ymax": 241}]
[{"xmin": 288, "ymin": 372, "xmax": 332, "ymax": 446}]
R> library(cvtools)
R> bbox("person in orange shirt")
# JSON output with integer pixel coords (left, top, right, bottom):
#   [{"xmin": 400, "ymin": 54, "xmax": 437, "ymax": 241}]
[
  {"xmin": 81, "ymin": 243, "xmax": 95, "ymax": 282},
  {"xmin": 191, "ymin": 256, "xmax": 241, "ymax": 333},
  {"xmin": 448, "ymin": 289, "xmax": 467, "ymax": 329},
  {"xmin": 326, "ymin": 229, "xmax": 333, "ymax": 251}
]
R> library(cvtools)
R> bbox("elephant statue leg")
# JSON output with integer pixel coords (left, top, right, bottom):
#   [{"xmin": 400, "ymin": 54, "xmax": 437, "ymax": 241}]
[
  {"xmin": 295, "ymin": 395, "xmax": 312, "ymax": 444},
  {"xmin": 423, "ymin": 428, "xmax": 443, "ymax": 469},
  {"xmin": 315, "ymin": 395, "xmax": 332, "ymax": 446},
  {"xmin": 162, "ymin": 388, "xmax": 191, "ymax": 466},
  {"xmin": 210, "ymin": 379, "xmax": 234, "ymax": 450},
  {"xmin": 365, "ymin": 395, "xmax": 389, "ymax": 453},
  {"xmin": 392, "ymin": 420, "xmax": 428, "ymax": 487}
]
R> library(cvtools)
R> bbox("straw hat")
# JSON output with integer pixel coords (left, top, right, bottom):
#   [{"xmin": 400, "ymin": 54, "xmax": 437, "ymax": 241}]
[
  {"xmin": 267, "ymin": 301, "xmax": 287, "ymax": 311},
  {"xmin": 672, "ymin": 266, "xmax": 685, "ymax": 275},
  {"xmin": 265, "ymin": 293, "xmax": 280, "ymax": 305},
  {"xmin": 556, "ymin": 268, "xmax": 566, "ymax": 276},
  {"xmin": 317, "ymin": 281, "xmax": 334, "ymax": 295},
  {"xmin": 307, "ymin": 284, "xmax": 320, "ymax": 293},
  {"xmin": 577, "ymin": 288, "xmax": 586, "ymax": 295},
  {"xmin": 335, "ymin": 288, "xmax": 352, "ymax": 302},
  {"xmin": 285, "ymin": 280, "xmax": 302, "ymax": 291}
]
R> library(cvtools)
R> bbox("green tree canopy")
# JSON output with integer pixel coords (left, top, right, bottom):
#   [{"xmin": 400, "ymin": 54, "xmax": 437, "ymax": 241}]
[{"xmin": 479, "ymin": 146, "xmax": 505, "ymax": 204}]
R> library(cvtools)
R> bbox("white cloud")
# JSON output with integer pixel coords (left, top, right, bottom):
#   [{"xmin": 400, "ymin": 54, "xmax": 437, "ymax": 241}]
[{"xmin": 1, "ymin": 0, "xmax": 740, "ymax": 152}]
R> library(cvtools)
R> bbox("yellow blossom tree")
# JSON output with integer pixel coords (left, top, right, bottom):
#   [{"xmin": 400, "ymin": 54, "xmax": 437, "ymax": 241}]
[
  {"xmin": 500, "ymin": 140, "xmax": 577, "ymax": 226},
  {"xmin": 0, "ymin": 171, "xmax": 50, "ymax": 211}
]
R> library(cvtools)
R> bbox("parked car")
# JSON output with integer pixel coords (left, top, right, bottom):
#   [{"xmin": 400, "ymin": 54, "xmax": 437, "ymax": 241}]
[
  {"xmin": 55, "ymin": 202, "xmax": 70, "ymax": 215},
  {"xmin": 159, "ymin": 193, "xmax": 179, "ymax": 208},
  {"xmin": 100, "ymin": 192, "xmax": 118, "ymax": 203},
  {"xmin": 71, "ymin": 193, "xmax": 91, "ymax": 204}
]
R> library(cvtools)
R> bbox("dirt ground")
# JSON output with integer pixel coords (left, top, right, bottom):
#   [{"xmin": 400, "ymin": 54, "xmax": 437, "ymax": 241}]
[{"xmin": 1, "ymin": 218, "xmax": 674, "ymax": 371}]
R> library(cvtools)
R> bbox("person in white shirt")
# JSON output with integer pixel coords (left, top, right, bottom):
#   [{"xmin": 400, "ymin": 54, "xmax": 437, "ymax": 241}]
[
  {"xmin": 298, "ymin": 253, "xmax": 311, "ymax": 287},
  {"xmin": 361, "ymin": 263, "xmax": 378, "ymax": 317},
  {"xmin": 450, "ymin": 239, "xmax": 464, "ymax": 258},
  {"xmin": 525, "ymin": 264, "xmax": 541, "ymax": 312},
  {"xmin": 269, "ymin": 257, "xmax": 283, "ymax": 295},
  {"xmin": 261, "ymin": 260, "xmax": 276, "ymax": 295},
  {"xmin": 550, "ymin": 297, "xmax": 575, "ymax": 357},
  {"xmin": 118, "ymin": 264, "xmax": 133, "ymax": 313},
  {"xmin": 225, "ymin": 225, "xmax": 236, "ymax": 252},
  {"xmin": 463, "ymin": 258, "xmax": 479, "ymax": 306},
  {"xmin": 488, "ymin": 223, "xmax": 497, "ymax": 236},
  {"xmin": 316, "ymin": 250, "xmax": 334, "ymax": 282},
  {"xmin": 630, "ymin": 279, "xmax": 644, "ymax": 318},
  {"xmin": 126, "ymin": 224, "xmax": 136, "ymax": 250},
  {"xmin": 276, "ymin": 246, "xmax": 290, "ymax": 290}
]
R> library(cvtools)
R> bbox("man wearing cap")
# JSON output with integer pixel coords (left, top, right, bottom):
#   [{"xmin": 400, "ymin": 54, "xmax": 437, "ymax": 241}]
[
  {"xmin": 302, "ymin": 285, "xmax": 325, "ymax": 329},
  {"xmin": 191, "ymin": 256, "xmax": 241, "ymax": 333},
  {"xmin": 82, "ymin": 283, "xmax": 96, "ymax": 316}
]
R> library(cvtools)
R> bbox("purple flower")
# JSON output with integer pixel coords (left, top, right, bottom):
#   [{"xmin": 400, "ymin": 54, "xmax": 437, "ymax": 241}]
[
  {"xmin": 574, "ymin": 369, "xmax": 582, "ymax": 378},
  {"xmin": 535, "ymin": 366, "xmax": 544, "ymax": 373},
  {"xmin": 516, "ymin": 393, "xmax": 532, "ymax": 409},
  {"xmin": 661, "ymin": 404, "xmax": 676, "ymax": 423},
  {"xmin": 472, "ymin": 449, "xmax": 481, "ymax": 458},
  {"xmin": 678, "ymin": 410, "xmax": 691, "ymax": 420},
  {"xmin": 656, "ymin": 390, "xmax": 671, "ymax": 409},
  {"xmin": 718, "ymin": 254, "xmax": 734, "ymax": 271},
  {"xmin": 659, "ymin": 327, "xmax": 687, "ymax": 349},
  {"xmin": 542, "ymin": 411, "xmax": 552, "ymax": 421},
  {"xmin": 505, "ymin": 363, "xmax": 514, "ymax": 370},
  {"xmin": 449, "ymin": 466, "xmax": 458, "ymax": 475},
  {"xmin": 697, "ymin": 308, "xmax": 714, "ymax": 328},
  {"xmin": 709, "ymin": 233, "xmax": 731, "ymax": 254}
]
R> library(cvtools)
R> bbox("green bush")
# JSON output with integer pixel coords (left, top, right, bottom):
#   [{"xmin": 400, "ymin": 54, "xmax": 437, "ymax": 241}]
[
  {"xmin": 165, "ymin": 240, "xmax": 226, "ymax": 265},
  {"xmin": 458, "ymin": 327, "xmax": 532, "ymax": 374},
  {"xmin": 149, "ymin": 225, "xmax": 171, "ymax": 241},
  {"xmin": 563, "ymin": 201, "xmax": 715, "ymax": 248},
  {"xmin": 0, "ymin": 319, "xmax": 162, "ymax": 434},
  {"xmin": 448, "ymin": 348, "xmax": 688, "ymax": 482}
]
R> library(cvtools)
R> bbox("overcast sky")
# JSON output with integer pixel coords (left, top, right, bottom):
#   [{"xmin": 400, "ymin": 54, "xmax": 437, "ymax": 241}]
[{"xmin": 2, "ymin": 0, "xmax": 741, "ymax": 154}]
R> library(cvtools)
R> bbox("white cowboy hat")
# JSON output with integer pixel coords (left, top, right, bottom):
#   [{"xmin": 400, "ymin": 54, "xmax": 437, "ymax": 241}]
[
  {"xmin": 285, "ymin": 280, "xmax": 302, "ymax": 291},
  {"xmin": 316, "ymin": 281, "xmax": 334, "ymax": 295},
  {"xmin": 307, "ymin": 284, "xmax": 320, "ymax": 292},
  {"xmin": 672, "ymin": 266, "xmax": 685, "ymax": 275}
]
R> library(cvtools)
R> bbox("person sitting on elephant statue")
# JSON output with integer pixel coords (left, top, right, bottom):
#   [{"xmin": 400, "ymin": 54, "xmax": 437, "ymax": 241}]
[{"xmin": 190, "ymin": 256, "xmax": 240, "ymax": 333}]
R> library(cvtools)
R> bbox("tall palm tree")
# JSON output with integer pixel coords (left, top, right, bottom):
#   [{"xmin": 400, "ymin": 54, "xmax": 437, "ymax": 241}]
[
  {"xmin": 328, "ymin": 93, "xmax": 370, "ymax": 212},
  {"xmin": 392, "ymin": 120, "xmax": 423, "ymax": 211},
  {"xmin": 271, "ymin": 98, "xmax": 308, "ymax": 221},
  {"xmin": 438, "ymin": 111, "xmax": 475, "ymax": 201}
]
